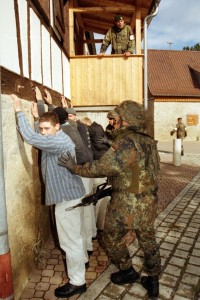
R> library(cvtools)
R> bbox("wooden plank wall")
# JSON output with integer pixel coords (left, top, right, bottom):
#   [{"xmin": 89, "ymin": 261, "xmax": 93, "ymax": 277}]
[{"xmin": 70, "ymin": 55, "xmax": 144, "ymax": 106}]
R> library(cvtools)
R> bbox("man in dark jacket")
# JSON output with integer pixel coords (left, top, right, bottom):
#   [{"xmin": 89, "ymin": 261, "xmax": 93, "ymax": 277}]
[{"xmin": 81, "ymin": 117, "xmax": 110, "ymax": 160}]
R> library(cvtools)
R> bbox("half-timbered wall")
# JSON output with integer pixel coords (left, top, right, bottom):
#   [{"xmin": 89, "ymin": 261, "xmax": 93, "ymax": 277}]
[{"xmin": 0, "ymin": 1, "xmax": 72, "ymax": 299}]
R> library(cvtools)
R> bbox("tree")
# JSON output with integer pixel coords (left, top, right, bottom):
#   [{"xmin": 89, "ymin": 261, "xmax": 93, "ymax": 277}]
[{"xmin": 183, "ymin": 43, "xmax": 200, "ymax": 51}]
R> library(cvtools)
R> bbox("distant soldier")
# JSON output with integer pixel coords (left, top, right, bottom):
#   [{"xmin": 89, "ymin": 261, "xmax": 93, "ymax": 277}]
[
  {"xmin": 98, "ymin": 15, "xmax": 135, "ymax": 56},
  {"xmin": 58, "ymin": 100, "xmax": 161, "ymax": 300},
  {"xmin": 105, "ymin": 110, "xmax": 117, "ymax": 139},
  {"xmin": 170, "ymin": 118, "xmax": 187, "ymax": 155}
]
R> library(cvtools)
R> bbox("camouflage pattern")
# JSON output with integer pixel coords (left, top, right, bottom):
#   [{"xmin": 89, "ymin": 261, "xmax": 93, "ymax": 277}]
[
  {"xmin": 72, "ymin": 122, "xmax": 161, "ymax": 275},
  {"xmin": 176, "ymin": 122, "xmax": 187, "ymax": 139},
  {"xmin": 107, "ymin": 110, "xmax": 117, "ymax": 119},
  {"xmin": 100, "ymin": 24, "xmax": 135, "ymax": 54},
  {"xmin": 170, "ymin": 120, "xmax": 187, "ymax": 154}
]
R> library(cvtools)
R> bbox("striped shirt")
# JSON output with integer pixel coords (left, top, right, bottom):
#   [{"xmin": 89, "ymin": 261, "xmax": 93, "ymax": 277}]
[{"xmin": 16, "ymin": 112, "xmax": 85, "ymax": 205}]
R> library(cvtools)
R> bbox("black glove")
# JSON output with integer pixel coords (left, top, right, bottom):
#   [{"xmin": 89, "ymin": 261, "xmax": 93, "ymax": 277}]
[
  {"xmin": 96, "ymin": 136, "xmax": 112, "ymax": 146},
  {"xmin": 58, "ymin": 151, "xmax": 77, "ymax": 173}
]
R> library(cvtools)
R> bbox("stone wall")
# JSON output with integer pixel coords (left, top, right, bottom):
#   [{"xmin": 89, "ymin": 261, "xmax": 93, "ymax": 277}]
[
  {"xmin": 154, "ymin": 102, "xmax": 200, "ymax": 142},
  {"xmin": 1, "ymin": 95, "xmax": 50, "ymax": 300}
]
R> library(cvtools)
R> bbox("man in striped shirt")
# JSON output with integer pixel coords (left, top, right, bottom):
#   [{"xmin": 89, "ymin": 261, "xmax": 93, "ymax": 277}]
[{"xmin": 12, "ymin": 94, "xmax": 87, "ymax": 298}]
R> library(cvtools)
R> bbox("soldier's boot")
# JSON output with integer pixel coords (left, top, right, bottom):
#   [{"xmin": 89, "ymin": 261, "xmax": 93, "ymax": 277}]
[
  {"xmin": 141, "ymin": 275, "xmax": 159, "ymax": 300},
  {"xmin": 111, "ymin": 266, "xmax": 140, "ymax": 285},
  {"xmin": 181, "ymin": 150, "xmax": 184, "ymax": 156}
]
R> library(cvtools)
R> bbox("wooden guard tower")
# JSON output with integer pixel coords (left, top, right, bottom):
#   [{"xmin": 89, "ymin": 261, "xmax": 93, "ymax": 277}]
[{"xmin": 68, "ymin": 0, "xmax": 160, "ymax": 107}]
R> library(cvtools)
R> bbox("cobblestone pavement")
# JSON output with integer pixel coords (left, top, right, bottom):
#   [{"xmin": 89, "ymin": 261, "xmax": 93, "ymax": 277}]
[{"xmin": 20, "ymin": 152, "xmax": 200, "ymax": 300}]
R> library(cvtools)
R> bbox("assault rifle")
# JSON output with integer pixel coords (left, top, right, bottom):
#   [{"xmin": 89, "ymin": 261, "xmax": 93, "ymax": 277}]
[{"xmin": 65, "ymin": 182, "xmax": 113, "ymax": 211}]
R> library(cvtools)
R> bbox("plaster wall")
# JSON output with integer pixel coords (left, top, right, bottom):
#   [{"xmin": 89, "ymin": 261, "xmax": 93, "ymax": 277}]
[
  {"xmin": 1, "ymin": 95, "xmax": 50, "ymax": 300},
  {"xmin": 154, "ymin": 102, "xmax": 200, "ymax": 141}
]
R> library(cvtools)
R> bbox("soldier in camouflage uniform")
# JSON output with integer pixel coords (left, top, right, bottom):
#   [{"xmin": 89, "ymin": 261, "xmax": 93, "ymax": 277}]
[
  {"xmin": 58, "ymin": 100, "xmax": 161, "ymax": 299},
  {"xmin": 99, "ymin": 15, "xmax": 135, "ymax": 56},
  {"xmin": 170, "ymin": 118, "xmax": 187, "ymax": 155}
]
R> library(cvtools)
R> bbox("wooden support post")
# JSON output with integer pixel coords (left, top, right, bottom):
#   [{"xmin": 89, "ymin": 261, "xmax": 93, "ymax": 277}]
[
  {"xmin": 69, "ymin": 8, "xmax": 74, "ymax": 56},
  {"xmin": 135, "ymin": 9, "xmax": 141, "ymax": 54}
]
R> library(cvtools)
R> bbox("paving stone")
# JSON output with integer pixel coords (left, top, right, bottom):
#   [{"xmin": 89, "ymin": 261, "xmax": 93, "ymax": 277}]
[
  {"xmin": 169, "ymin": 256, "xmax": 186, "ymax": 267},
  {"xmin": 185, "ymin": 264, "xmax": 200, "ymax": 276},
  {"xmin": 29, "ymin": 274, "xmax": 42, "ymax": 283},
  {"xmin": 191, "ymin": 248, "xmax": 200, "ymax": 257},
  {"xmin": 181, "ymin": 273, "xmax": 199, "ymax": 286},
  {"xmin": 160, "ymin": 249, "xmax": 171, "ymax": 258},
  {"xmin": 164, "ymin": 236, "xmax": 178, "ymax": 244},
  {"xmin": 159, "ymin": 284, "xmax": 174, "ymax": 300},
  {"xmin": 49, "ymin": 276, "xmax": 63, "ymax": 285},
  {"xmin": 189, "ymin": 256, "xmax": 200, "ymax": 266},
  {"xmin": 96, "ymin": 295, "xmax": 113, "ymax": 300},
  {"xmin": 168, "ymin": 230, "xmax": 182, "ymax": 237},
  {"xmin": 177, "ymin": 243, "xmax": 192, "ymax": 251},
  {"xmin": 128, "ymin": 282, "xmax": 147, "ymax": 297},
  {"xmin": 122, "ymin": 294, "xmax": 143, "ymax": 300},
  {"xmin": 41, "ymin": 269, "xmax": 54, "ymax": 277},
  {"xmin": 165, "ymin": 264, "xmax": 182, "ymax": 277},
  {"xmin": 34, "ymin": 291, "xmax": 44, "ymax": 297},
  {"xmin": 160, "ymin": 242, "xmax": 175, "ymax": 251},
  {"xmin": 41, "ymin": 277, "xmax": 50, "ymax": 283},
  {"xmin": 44, "ymin": 289, "xmax": 58, "ymax": 300},
  {"xmin": 176, "ymin": 283, "xmax": 195, "ymax": 299},
  {"xmin": 174, "ymin": 249, "xmax": 189, "ymax": 259},
  {"xmin": 160, "ymin": 273, "xmax": 178, "ymax": 287},
  {"xmin": 20, "ymin": 288, "xmax": 35, "ymax": 298},
  {"xmin": 194, "ymin": 242, "xmax": 200, "ymax": 249},
  {"xmin": 35, "ymin": 282, "xmax": 50, "ymax": 291},
  {"xmin": 174, "ymin": 295, "xmax": 192, "ymax": 300},
  {"xmin": 103, "ymin": 282, "xmax": 126, "ymax": 299}
]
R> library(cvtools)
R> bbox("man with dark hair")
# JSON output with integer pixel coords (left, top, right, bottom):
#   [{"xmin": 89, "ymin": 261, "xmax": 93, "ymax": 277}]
[
  {"xmin": 11, "ymin": 93, "xmax": 87, "ymax": 298},
  {"xmin": 98, "ymin": 15, "xmax": 135, "ymax": 56}
]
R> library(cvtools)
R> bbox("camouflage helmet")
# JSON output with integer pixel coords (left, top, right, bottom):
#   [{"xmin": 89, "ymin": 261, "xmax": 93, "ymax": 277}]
[
  {"xmin": 114, "ymin": 100, "xmax": 146, "ymax": 131},
  {"xmin": 107, "ymin": 110, "xmax": 117, "ymax": 119}
]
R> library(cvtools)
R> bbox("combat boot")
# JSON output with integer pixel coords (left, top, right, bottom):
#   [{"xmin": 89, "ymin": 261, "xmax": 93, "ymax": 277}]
[
  {"xmin": 111, "ymin": 266, "xmax": 140, "ymax": 285},
  {"xmin": 141, "ymin": 275, "xmax": 159, "ymax": 300}
]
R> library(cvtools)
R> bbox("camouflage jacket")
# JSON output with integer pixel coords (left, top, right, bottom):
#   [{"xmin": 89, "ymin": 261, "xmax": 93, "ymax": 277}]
[
  {"xmin": 100, "ymin": 24, "xmax": 135, "ymax": 54},
  {"xmin": 170, "ymin": 122, "xmax": 187, "ymax": 139},
  {"xmin": 73, "ymin": 126, "xmax": 160, "ymax": 195}
]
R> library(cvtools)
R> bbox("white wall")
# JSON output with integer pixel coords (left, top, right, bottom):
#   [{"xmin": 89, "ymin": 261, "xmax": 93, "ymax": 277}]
[
  {"xmin": 0, "ymin": 0, "xmax": 70, "ymax": 97},
  {"xmin": 154, "ymin": 102, "xmax": 200, "ymax": 141},
  {"xmin": 0, "ymin": 0, "xmax": 20, "ymax": 74}
]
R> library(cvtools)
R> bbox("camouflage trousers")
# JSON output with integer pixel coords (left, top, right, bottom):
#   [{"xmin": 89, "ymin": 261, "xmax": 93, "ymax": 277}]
[{"xmin": 100, "ymin": 191, "xmax": 161, "ymax": 276}]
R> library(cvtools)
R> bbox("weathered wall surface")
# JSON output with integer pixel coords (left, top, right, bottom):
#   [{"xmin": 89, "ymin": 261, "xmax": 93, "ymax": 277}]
[
  {"xmin": 1, "ymin": 94, "xmax": 50, "ymax": 300},
  {"xmin": 153, "ymin": 102, "xmax": 200, "ymax": 141}
]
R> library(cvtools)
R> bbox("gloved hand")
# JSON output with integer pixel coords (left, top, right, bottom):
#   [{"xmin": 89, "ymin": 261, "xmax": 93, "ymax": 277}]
[
  {"xmin": 58, "ymin": 151, "xmax": 77, "ymax": 173},
  {"xmin": 96, "ymin": 136, "xmax": 112, "ymax": 145}
]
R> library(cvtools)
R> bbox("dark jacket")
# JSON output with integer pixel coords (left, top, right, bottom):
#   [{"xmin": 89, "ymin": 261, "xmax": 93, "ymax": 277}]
[
  {"xmin": 88, "ymin": 122, "xmax": 110, "ymax": 160},
  {"xmin": 69, "ymin": 120, "xmax": 94, "ymax": 163}
]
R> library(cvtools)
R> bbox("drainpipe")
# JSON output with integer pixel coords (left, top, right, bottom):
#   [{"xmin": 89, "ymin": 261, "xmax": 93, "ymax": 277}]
[
  {"xmin": 143, "ymin": 5, "xmax": 159, "ymax": 111},
  {"xmin": 0, "ymin": 95, "xmax": 14, "ymax": 300}
]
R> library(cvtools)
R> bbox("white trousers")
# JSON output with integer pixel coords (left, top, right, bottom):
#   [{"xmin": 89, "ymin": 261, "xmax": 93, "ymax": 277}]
[
  {"xmin": 81, "ymin": 177, "xmax": 97, "ymax": 250},
  {"xmin": 55, "ymin": 199, "xmax": 86, "ymax": 286}
]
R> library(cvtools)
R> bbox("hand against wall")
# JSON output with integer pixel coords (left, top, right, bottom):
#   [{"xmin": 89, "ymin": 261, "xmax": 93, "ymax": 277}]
[
  {"xmin": 31, "ymin": 102, "xmax": 39, "ymax": 118},
  {"xmin": 61, "ymin": 96, "xmax": 68, "ymax": 108},
  {"xmin": 34, "ymin": 86, "xmax": 43, "ymax": 101},
  {"xmin": 11, "ymin": 94, "xmax": 21, "ymax": 112},
  {"xmin": 44, "ymin": 89, "xmax": 52, "ymax": 105}
]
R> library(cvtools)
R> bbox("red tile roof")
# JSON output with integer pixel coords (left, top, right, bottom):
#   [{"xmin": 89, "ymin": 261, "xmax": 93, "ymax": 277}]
[{"xmin": 148, "ymin": 50, "xmax": 200, "ymax": 97}]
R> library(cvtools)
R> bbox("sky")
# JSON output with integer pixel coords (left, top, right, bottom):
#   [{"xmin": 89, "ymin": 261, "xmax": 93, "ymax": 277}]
[
  {"xmin": 95, "ymin": 0, "xmax": 200, "ymax": 53},
  {"xmin": 147, "ymin": 0, "xmax": 200, "ymax": 50}
]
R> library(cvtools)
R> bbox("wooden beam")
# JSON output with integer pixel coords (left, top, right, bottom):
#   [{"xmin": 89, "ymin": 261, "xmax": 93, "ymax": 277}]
[
  {"xmin": 71, "ymin": 6, "xmax": 136, "ymax": 13},
  {"xmin": 69, "ymin": 8, "xmax": 75, "ymax": 55},
  {"xmin": 135, "ymin": 8, "xmax": 141, "ymax": 54}
]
